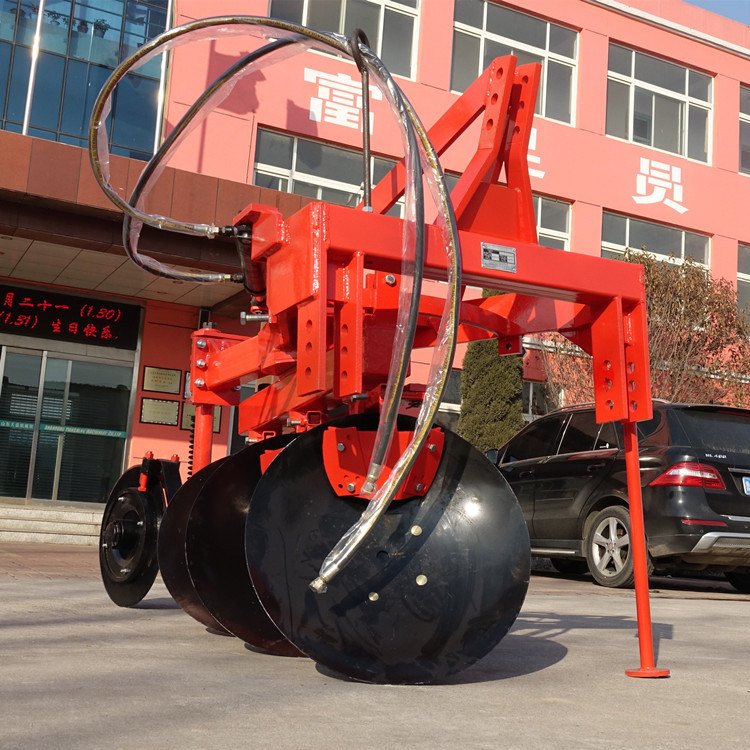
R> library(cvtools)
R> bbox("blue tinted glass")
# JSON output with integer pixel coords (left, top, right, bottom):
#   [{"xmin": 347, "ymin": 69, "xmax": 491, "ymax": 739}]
[
  {"xmin": 1, "ymin": 1, "xmax": 18, "ymax": 43},
  {"xmin": 0, "ymin": 41, "xmax": 10, "ymax": 119},
  {"xmin": 30, "ymin": 51, "xmax": 64, "ymax": 130},
  {"xmin": 111, "ymin": 72, "xmax": 156, "ymax": 155},
  {"xmin": 6, "ymin": 43, "xmax": 30, "ymax": 123},
  {"xmin": 61, "ymin": 58, "xmax": 109, "ymax": 137}
]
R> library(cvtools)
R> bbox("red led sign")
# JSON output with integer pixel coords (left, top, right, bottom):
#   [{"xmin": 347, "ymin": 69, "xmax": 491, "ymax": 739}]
[{"xmin": 0, "ymin": 284, "xmax": 140, "ymax": 350}]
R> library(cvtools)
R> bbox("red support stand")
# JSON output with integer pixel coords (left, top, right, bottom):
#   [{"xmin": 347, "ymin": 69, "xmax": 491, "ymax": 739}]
[
  {"xmin": 192, "ymin": 403, "xmax": 215, "ymax": 475},
  {"xmin": 622, "ymin": 421, "xmax": 670, "ymax": 678}
]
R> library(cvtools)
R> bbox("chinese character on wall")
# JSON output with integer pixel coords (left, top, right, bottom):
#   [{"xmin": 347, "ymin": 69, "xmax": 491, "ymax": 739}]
[
  {"xmin": 528, "ymin": 127, "xmax": 545, "ymax": 179},
  {"xmin": 632, "ymin": 157, "xmax": 687, "ymax": 214},
  {"xmin": 304, "ymin": 68, "xmax": 383, "ymax": 131}
]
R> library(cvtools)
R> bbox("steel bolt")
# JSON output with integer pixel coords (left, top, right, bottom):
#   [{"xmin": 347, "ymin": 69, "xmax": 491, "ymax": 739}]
[
  {"xmin": 428, "ymin": 443, "xmax": 436, "ymax": 452},
  {"xmin": 385, "ymin": 274, "xmax": 397, "ymax": 286},
  {"xmin": 195, "ymin": 358, "xmax": 206, "ymax": 369},
  {"xmin": 196, "ymin": 339, "xmax": 207, "ymax": 350},
  {"xmin": 194, "ymin": 378, "xmax": 206, "ymax": 389},
  {"xmin": 415, "ymin": 483, "xmax": 424, "ymax": 492},
  {"xmin": 337, "ymin": 442, "xmax": 346, "ymax": 452},
  {"xmin": 347, "ymin": 483, "xmax": 356, "ymax": 493}
]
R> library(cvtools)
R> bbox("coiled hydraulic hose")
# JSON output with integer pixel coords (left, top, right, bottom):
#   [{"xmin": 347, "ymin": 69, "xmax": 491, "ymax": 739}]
[{"xmin": 87, "ymin": 16, "xmax": 462, "ymax": 592}]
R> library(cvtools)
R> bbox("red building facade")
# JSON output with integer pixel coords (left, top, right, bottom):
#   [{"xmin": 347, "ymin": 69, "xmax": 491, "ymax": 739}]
[{"xmin": 1, "ymin": 0, "xmax": 749, "ymax": 514}]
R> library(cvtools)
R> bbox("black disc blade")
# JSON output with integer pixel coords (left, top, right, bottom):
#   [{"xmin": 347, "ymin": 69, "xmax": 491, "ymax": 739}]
[
  {"xmin": 158, "ymin": 459, "xmax": 230, "ymax": 633},
  {"xmin": 245, "ymin": 415, "xmax": 531, "ymax": 684},
  {"xmin": 100, "ymin": 485, "xmax": 162, "ymax": 607},
  {"xmin": 185, "ymin": 435, "xmax": 302, "ymax": 657}
]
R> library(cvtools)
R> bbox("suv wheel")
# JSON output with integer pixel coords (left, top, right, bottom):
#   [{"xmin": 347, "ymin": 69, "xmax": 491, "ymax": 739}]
[
  {"xmin": 725, "ymin": 568, "xmax": 750, "ymax": 593},
  {"xmin": 585, "ymin": 506, "xmax": 652, "ymax": 588}
]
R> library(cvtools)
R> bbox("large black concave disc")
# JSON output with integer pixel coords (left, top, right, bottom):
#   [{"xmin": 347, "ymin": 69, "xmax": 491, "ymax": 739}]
[
  {"xmin": 185, "ymin": 435, "xmax": 302, "ymax": 657},
  {"xmin": 245, "ymin": 415, "xmax": 531, "ymax": 684},
  {"xmin": 158, "ymin": 459, "xmax": 230, "ymax": 633}
]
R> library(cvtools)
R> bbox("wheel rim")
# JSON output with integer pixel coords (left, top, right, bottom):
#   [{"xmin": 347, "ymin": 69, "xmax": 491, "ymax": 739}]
[
  {"xmin": 590, "ymin": 515, "xmax": 630, "ymax": 578},
  {"xmin": 100, "ymin": 487, "xmax": 161, "ymax": 606}
]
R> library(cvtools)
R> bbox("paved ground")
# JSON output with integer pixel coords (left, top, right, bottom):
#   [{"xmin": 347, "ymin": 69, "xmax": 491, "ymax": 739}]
[{"xmin": 1, "ymin": 541, "xmax": 750, "ymax": 749}]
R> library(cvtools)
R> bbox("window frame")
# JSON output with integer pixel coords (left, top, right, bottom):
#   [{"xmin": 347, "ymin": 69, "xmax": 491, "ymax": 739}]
[
  {"xmin": 450, "ymin": 1, "xmax": 578, "ymax": 125},
  {"xmin": 534, "ymin": 194, "xmax": 571, "ymax": 251},
  {"xmin": 740, "ymin": 84, "xmax": 750, "ymax": 175},
  {"xmin": 268, "ymin": 0, "xmax": 419, "ymax": 79},
  {"xmin": 601, "ymin": 210, "xmax": 710, "ymax": 266},
  {"xmin": 737, "ymin": 242, "xmax": 750, "ymax": 318},
  {"xmin": 605, "ymin": 42, "xmax": 712, "ymax": 164},
  {"xmin": 253, "ymin": 126, "xmax": 402, "ymax": 213}
]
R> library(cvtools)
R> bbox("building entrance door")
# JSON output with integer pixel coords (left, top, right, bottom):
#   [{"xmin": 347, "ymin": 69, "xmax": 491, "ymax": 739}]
[{"xmin": 0, "ymin": 347, "xmax": 132, "ymax": 504}]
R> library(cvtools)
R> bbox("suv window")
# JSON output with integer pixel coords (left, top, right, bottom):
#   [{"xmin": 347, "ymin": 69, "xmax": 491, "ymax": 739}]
[
  {"xmin": 502, "ymin": 415, "xmax": 565, "ymax": 462},
  {"xmin": 558, "ymin": 411, "xmax": 600, "ymax": 454},
  {"xmin": 595, "ymin": 420, "xmax": 620, "ymax": 450},
  {"xmin": 672, "ymin": 408, "xmax": 750, "ymax": 453},
  {"xmin": 637, "ymin": 408, "xmax": 677, "ymax": 447}
]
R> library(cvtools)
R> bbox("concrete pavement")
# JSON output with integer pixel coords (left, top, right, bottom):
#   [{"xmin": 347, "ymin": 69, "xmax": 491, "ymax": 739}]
[{"xmin": 1, "ymin": 541, "xmax": 749, "ymax": 749}]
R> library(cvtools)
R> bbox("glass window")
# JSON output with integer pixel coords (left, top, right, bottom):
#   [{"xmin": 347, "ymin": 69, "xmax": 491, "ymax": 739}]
[
  {"xmin": 110, "ymin": 72, "xmax": 158, "ymax": 158},
  {"xmin": 741, "ymin": 85, "xmax": 750, "ymax": 175},
  {"xmin": 29, "ymin": 51, "xmax": 64, "ymax": 132},
  {"xmin": 738, "ymin": 243, "xmax": 750, "ymax": 317},
  {"xmin": 253, "ymin": 127, "xmax": 400, "ymax": 212},
  {"xmin": 0, "ymin": 41, "xmax": 10, "ymax": 114},
  {"xmin": 501, "ymin": 414, "xmax": 565, "ymax": 462},
  {"xmin": 534, "ymin": 195, "xmax": 571, "ymax": 250},
  {"xmin": 606, "ymin": 42, "xmax": 711, "ymax": 162},
  {"xmin": 602, "ymin": 210, "xmax": 709, "ymax": 265},
  {"xmin": 558, "ymin": 411, "xmax": 599, "ymax": 454},
  {"xmin": 1, "ymin": 1, "xmax": 168, "ymax": 156},
  {"xmin": 0, "ymin": 1, "xmax": 19, "ymax": 43},
  {"xmin": 451, "ymin": 1, "xmax": 577, "ymax": 125},
  {"xmin": 595, "ymin": 421, "xmax": 619, "ymax": 450},
  {"xmin": 6, "ymin": 42, "xmax": 30, "ymax": 124},
  {"xmin": 270, "ymin": 0, "xmax": 419, "ymax": 78}
]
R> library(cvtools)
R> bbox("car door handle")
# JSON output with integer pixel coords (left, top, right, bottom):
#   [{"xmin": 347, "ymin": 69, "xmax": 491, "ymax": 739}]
[
  {"xmin": 519, "ymin": 469, "xmax": 535, "ymax": 479},
  {"xmin": 587, "ymin": 462, "xmax": 606, "ymax": 473}
]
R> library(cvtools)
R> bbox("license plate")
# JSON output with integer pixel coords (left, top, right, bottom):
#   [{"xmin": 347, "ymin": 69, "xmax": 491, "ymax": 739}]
[{"xmin": 743, "ymin": 477, "xmax": 750, "ymax": 495}]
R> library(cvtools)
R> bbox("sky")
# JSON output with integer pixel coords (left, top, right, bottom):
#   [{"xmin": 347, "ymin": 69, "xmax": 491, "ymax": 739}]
[{"xmin": 683, "ymin": 0, "xmax": 750, "ymax": 26}]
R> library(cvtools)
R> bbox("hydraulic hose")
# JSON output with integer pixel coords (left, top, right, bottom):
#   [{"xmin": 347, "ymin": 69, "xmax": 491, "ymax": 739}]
[{"xmin": 87, "ymin": 16, "xmax": 462, "ymax": 593}]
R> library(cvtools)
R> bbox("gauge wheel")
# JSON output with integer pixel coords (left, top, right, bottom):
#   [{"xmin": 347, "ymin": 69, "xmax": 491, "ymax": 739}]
[
  {"xmin": 584, "ymin": 506, "xmax": 652, "ymax": 588},
  {"xmin": 549, "ymin": 558, "xmax": 588, "ymax": 576},
  {"xmin": 725, "ymin": 568, "xmax": 750, "ymax": 593}
]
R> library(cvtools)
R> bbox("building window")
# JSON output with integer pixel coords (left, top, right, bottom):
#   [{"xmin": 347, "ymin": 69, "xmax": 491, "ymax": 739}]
[
  {"xmin": 601, "ymin": 210, "xmax": 709, "ymax": 264},
  {"xmin": 740, "ymin": 86, "xmax": 750, "ymax": 174},
  {"xmin": 451, "ymin": 0, "xmax": 577, "ymax": 124},
  {"xmin": 253, "ymin": 127, "xmax": 400, "ymax": 211},
  {"xmin": 0, "ymin": 0, "xmax": 168, "ymax": 159},
  {"xmin": 534, "ymin": 195, "xmax": 570, "ymax": 250},
  {"xmin": 268, "ymin": 0, "xmax": 418, "ymax": 78},
  {"xmin": 737, "ymin": 243, "xmax": 750, "ymax": 316},
  {"xmin": 606, "ymin": 43, "xmax": 711, "ymax": 163}
]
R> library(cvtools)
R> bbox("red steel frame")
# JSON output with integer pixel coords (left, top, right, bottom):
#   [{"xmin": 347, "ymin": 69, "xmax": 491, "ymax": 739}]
[{"xmin": 186, "ymin": 56, "xmax": 669, "ymax": 678}]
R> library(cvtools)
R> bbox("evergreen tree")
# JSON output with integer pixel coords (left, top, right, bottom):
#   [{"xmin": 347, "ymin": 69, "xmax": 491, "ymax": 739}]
[{"xmin": 457, "ymin": 338, "xmax": 524, "ymax": 453}]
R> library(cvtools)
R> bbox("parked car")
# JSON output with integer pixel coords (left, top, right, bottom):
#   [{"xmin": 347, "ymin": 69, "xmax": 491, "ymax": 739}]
[{"xmin": 487, "ymin": 402, "xmax": 750, "ymax": 591}]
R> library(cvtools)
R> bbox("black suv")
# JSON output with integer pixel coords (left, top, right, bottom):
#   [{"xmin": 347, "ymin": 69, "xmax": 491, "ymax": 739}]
[{"xmin": 489, "ymin": 402, "xmax": 750, "ymax": 591}]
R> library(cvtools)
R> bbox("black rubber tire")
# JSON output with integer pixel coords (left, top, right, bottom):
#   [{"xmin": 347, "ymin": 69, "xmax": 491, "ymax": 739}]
[
  {"xmin": 549, "ymin": 558, "xmax": 588, "ymax": 576},
  {"xmin": 584, "ymin": 506, "xmax": 652, "ymax": 588},
  {"xmin": 725, "ymin": 568, "xmax": 750, "ymax": 593}
]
